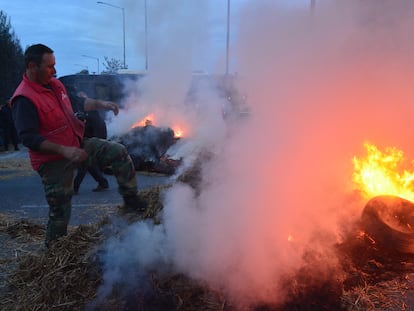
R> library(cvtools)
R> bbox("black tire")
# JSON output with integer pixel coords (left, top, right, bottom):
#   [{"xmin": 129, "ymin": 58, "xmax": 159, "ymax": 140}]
[{"xmin": 361, "ymin": 195, "xmax": 414, "ymax": 254}]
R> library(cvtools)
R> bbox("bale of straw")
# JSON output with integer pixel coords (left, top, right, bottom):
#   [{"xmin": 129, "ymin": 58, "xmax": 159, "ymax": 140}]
[
  {"xmin": 3, "ymin": 185, "xmax": 414, "ymax": 310},
  {"xmin": 0, "ymin": 224, "xmax": 102, "ymax": 311}
]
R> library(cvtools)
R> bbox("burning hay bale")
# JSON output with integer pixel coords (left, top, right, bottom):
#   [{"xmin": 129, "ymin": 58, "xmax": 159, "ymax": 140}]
[{"xmin": 111, "ymin": 125, "xmax": 180, "ymax": 175}]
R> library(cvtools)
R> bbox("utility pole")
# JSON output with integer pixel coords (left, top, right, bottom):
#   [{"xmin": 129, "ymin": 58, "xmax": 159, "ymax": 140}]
[
  {"xmin": 144, "ymin": 0, "xmax": 148, "ymax": 71},
  {"xmin": 310, "ymin": 0, "xmax": 316, "ymax": 12},
  {"xmin": 225, "ymin": 0, "xmax": 230, "ymax": 75}
]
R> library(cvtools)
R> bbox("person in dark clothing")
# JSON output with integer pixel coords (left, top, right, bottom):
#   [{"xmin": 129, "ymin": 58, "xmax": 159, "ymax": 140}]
[
  {"xmin": 0, "ymin": 101, "xmax": 19, "ymax": 151},
  {"xmin": 71, "ymin": 90, "xmax": 109, "ymax": 194}
]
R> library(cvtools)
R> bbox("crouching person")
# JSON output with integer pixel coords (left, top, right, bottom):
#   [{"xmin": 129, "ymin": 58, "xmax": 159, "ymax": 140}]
[{"xmin": 10, "ymin": 43, "xmax": 145, "ymax": 247}]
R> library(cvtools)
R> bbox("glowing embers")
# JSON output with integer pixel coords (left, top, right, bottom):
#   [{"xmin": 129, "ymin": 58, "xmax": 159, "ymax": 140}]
[
  {"xmin": 130, "ymin": 113, "xmax": 186, "ymax": 139},
  {"xmin": 353, "ymin": 142, "xmax": 414, "ymax": 202},
  {"xmin": 172, "ymin": 126, "xmax": 184, "ymax": 138},
  {"xmin": 131, "ymin": 113, "xmax": 156, "ymax": 129}
]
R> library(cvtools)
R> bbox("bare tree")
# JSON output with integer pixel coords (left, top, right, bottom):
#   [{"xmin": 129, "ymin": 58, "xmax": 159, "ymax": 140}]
[{"xmin": 102, "ymin": 56, "xmax": 126, "ymax": 74}]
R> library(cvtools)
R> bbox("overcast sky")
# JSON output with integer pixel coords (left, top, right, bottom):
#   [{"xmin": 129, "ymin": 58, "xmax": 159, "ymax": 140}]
[{"xmin": 1, "ymin": 0, "xmax": 310, "ymax": 77}]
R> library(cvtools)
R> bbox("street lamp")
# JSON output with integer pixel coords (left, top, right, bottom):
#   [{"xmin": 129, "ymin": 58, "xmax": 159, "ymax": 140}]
[
  {"xmin": 97, "ymin": 1, "xmax": 126, "ymax": 69},
  {"xmin": 82, "ymin": 55, "xmax": 100, "ymax": 74}
]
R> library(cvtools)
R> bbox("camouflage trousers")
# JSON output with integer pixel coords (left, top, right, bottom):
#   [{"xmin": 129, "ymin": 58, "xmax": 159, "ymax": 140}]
[{"xmin": 38, "ymin": 137, "xmax": 137, "ymax": 244}]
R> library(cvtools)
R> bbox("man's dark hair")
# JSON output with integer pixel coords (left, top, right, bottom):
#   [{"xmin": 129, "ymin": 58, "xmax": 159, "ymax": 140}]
[{"xmin": 24, "ymin": 44, "xmax": 54, "ymax": 68}]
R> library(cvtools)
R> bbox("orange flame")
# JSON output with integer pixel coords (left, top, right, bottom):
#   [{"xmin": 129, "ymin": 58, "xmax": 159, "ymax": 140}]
[
  {"xmin": 172, "ymin": 125, "xmax": 184, "ymax": 138},
  {"xmin": 131, "ymin": 113, "xmax": 155, "ymax": 129},
  {"xmin": 130, "ymin": 113, "xmax": 186, "ymax": 138},
  {"xmin": 353, "ymin": 142, "xmax": 414, "ymax": 201}
]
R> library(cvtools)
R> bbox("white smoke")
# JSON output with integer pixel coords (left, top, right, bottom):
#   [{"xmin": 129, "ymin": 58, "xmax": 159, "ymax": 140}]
[
  {"xmin": 98, "ymin": 0, "xmax": 414, "ymax": 308},
  {"xmin": 89, "ymin": 218, "xmax": 172, "ymax": 309}
]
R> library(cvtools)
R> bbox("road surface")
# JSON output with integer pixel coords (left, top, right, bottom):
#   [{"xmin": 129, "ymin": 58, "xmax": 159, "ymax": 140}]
[{"xmin": 0, "ymin": 147, "xmax": 171, "ymax": 225}]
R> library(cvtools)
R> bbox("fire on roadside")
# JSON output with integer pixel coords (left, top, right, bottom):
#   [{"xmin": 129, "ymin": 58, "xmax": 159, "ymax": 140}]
[
  {"xmin": 172, "ymin": 125, "xmax": 184, "ymax": 138},
  {"xmin": 130, "ymin": 113, "xmax": 187, "ymax": 139},
  {"xmin": 131, "ymin": 113, "xmax": 156, "ymax": 128},
  {"xmin": 353, "ymin": 142, "xmax": 414, "ymax": 202}
]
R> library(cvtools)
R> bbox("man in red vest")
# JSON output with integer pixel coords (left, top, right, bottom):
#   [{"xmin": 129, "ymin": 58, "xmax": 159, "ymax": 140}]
[{"xmin": 11, "ymin": 44, "xmax": 146, "ymax": 246}]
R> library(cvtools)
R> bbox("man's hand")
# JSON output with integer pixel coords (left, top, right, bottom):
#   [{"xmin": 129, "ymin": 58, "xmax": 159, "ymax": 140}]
[
  {"xmin": 84, "ymin": 98, "xmax": 119, "ymax": 116},
  {"xmin": 101, "ymin": 101, "xmax": 119, "ymax": 116},
  {"xmin": 60, "ymin": 146, "xmax": 88, "ymax": 163},
  {"xmin": 38, "ymin": 141, "xmax": 88, "ymax": 163}
]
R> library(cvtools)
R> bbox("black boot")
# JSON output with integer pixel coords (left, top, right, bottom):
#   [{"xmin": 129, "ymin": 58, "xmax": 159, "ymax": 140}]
[{"xmin": 119, "ymin": 195, "xmax": 147, "ymax": 213}]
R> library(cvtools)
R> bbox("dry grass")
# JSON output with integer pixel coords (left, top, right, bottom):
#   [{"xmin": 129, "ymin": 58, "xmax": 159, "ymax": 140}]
[
  {"xmin": 0, "ymin": 223, "xmax": 102, "ymax": 311},
  {"xmin": 338, "ymin": 230, "xmax": 414, "ymax": 311},
  {"xmin": 1, "ymin": 160, "xmax": 414, "ymax": 310},
  {"xmin": 2, "ymin": 207, "xmax": 414, "ymax": 311},
  {"xmin": 0, "ymin": 213, "xmax": 227, "ymax": 311},
  {"xmin": 0, "ymin": 182, "xmax": 228, "ymax": 311},
  {"xmin": 341, "ymin": 277, "xmax": 412, "ymax": 311}
]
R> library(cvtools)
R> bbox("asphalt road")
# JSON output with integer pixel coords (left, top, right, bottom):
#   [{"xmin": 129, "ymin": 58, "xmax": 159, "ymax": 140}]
[{"xmin": 0, "ymin": 147, "xmax": 172, "ymax": 225}]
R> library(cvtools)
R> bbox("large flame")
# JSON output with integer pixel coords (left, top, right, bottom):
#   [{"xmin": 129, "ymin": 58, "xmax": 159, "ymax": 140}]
[{"xmin": 353, "ymin": 142, "xmax": 414, "ymax": 201}]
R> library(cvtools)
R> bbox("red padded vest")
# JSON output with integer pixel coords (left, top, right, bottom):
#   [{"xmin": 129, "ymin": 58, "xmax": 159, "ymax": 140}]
[{"xmin": 11, "ymin": 74, "xmax": 85, "ymax": 170}]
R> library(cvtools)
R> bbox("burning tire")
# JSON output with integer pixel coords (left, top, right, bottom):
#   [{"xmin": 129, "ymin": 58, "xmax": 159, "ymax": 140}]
[{"xmin": 361, "ymin": 195, "xmax": 414, "ymax": 254}]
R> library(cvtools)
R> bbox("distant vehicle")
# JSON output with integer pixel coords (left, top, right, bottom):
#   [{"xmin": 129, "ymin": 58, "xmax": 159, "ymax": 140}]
[{"xmin": 59, "ymin": 73, "xmax": 145, "ymax": 106}]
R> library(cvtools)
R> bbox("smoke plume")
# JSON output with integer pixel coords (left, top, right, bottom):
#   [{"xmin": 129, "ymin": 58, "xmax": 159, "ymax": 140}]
[{"xmin": 99, "ymin": 0, "xmax": 414, "ymax": 308}]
